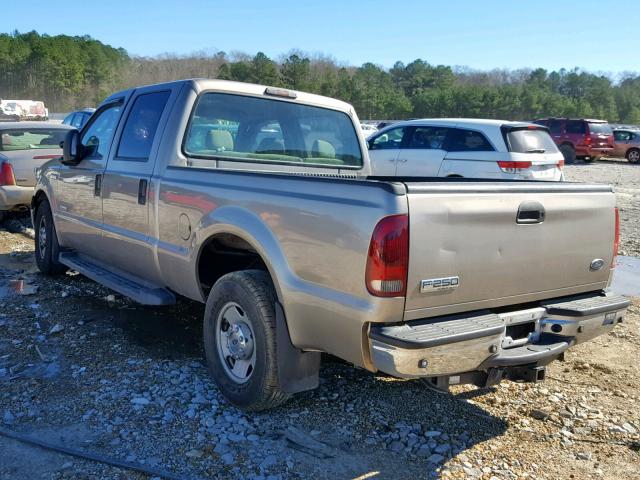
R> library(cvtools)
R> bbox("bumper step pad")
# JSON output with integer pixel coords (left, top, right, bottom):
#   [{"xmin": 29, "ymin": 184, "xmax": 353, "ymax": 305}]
[
  {"xmin": 542, "ymin": 294, "xmax": 630, "ymax": 317},
  {"xmin": 370, "ymin": 311, "xmax": 504, "ymax": 349}
]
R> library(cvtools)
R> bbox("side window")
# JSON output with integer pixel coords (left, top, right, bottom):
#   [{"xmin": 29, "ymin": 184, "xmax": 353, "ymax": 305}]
[
  {"xmin": 81, "ymin": 102, "xmax": 123, "ymax": 160},
  {"xmin": 614, "ymin": 131, "xmax": 631, "ymax": 141},
  {"xmin": 62, "ymin": 113, "xmax": 74, "ymax": 125},
  {"xmin": 71, "ymin": 113, "xmax": 85, "ymax": 129},
  {"xmin": 566, "ymin": 120, "xmax": 586, "ymax": 134},
  {"xmin": 116, "ymin": 91, "xmax": 170, "ymax": 160},
  {"xmin": 370, "ymin": 127, "xmax": 406, "ymax": 150},
  {"xmin": 547, "ymin": 120, "xmax": 562, "ymax": 135},
  {"xmin": 407, "ymin": 126, "xmax": 449, "ymax": 149},
  {"xmin": 446, "ymin": 129, "xmax": 494, "ymax": 152}
]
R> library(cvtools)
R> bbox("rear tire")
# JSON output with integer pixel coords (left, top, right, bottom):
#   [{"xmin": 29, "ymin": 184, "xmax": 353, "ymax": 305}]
[
  {"xmin": 0, "ymin": 211, "xmax": 5, "ymax": 224},
  {"xmin": 34, "ymin": 201, "xmax": 67, "ymax": 275},
  {"xmin": 203, "ymin": 270, "xmax": 290, "ymax": 411},
  {"xmin": 627, "ymin": 148, "xmax": 640, "ymax": 164},
  {"xmin": 559, "ymin": 144, "xmax": 576, "ymax": 164}
]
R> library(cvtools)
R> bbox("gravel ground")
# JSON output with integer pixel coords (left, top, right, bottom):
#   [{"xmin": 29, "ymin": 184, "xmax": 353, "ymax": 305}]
[
  {"xmin": 564, "ymin": 159, "xmax": 640, "ymax": 257},
  {"xmin": 0, "ymin": 161, "xmax": 639, "ymax": 479}
]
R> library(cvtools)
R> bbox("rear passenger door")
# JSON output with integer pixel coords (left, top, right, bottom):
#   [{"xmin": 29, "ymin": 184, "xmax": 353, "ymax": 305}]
[
  {"xmin": 395, "ymin": 126, "xmax": 449, "ymax": 177},
  {"xmin": 100, "ymin": 87, "xmax": 173, "ymax": 279}
]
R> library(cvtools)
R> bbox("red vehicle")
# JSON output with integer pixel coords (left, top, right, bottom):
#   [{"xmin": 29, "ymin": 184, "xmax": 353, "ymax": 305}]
[{"xmin": 534, "ymin": 118, "xmax": 614, "ymax": 163}]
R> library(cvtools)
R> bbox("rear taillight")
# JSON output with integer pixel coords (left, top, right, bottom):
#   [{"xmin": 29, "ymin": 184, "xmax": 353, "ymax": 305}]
[
  {"xmin": 557, "ymin": 159, "xmax": 565, "ymax": 169},
  {"xmin": 611, "ymin": 207, "xmax": 620, "ymax": 268},
  {"xmin": 497, "ymin": 161, "xmax": 532, "ymax": 173},
  {"xmin": 366, "ymin": 214, "xmax": 409, "ymax": 297},
  {"xmin": 0, "ymin": 162, "xmax": 16, "ymax": 186},
  {"xmin": 584, "ymin": 134, "xmax": 592, "ymax": 146}
]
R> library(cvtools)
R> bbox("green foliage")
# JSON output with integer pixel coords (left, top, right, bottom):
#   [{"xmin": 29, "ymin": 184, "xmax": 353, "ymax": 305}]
[
  {"xmin": 1, "ymin": 31, "xmax": 639, "ymax": 122},
  {"xmin": 0, "ymin": 31, "xmax": 128, "ymax": 111}
]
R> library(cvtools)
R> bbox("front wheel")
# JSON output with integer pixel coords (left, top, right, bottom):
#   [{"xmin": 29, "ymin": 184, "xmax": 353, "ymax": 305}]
[
  {"xmin": 34, "ymin": 201, "xmax": 67, "ymax": 275},
  {"xmin": 627, "ymin": 148, "xmax": 640, "ymax": 164},
  {"xmin": 203, "ymin": 270, "xmax": 290, "ymax": 411}
]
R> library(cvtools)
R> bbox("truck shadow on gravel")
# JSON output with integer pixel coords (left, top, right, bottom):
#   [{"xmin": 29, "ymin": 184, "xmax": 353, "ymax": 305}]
[{"xmin": 1, "ymin": 248, "xmax": 509, "ymax": 478}]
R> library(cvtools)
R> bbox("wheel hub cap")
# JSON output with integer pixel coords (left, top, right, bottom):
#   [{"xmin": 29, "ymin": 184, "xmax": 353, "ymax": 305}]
[
  {"xmin": 216, "ymin": 302, "xmax": 256, "ymax": 383},
  {"xmin": 226, "ymin": 323, "xmax": 253, "ymax": 360},
  {"xmin": 38, "ymin": 218, "xmax": 47, "ymax": 257}
]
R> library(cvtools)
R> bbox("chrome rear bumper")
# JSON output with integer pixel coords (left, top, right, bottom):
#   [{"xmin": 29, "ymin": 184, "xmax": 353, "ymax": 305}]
[{"xmin": 369, "ymin": 291, "xmax": 629, "ymax": 379}]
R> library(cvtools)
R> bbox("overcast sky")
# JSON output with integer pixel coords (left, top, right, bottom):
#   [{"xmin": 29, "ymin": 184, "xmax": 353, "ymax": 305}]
[{"xmin": 3, "ymin": 0, "xmax": 639, "ymax": 73}]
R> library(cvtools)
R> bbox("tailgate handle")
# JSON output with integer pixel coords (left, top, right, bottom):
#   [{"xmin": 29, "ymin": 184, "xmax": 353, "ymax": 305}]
[{"xmin": 517, "ymin": 201, "xmax": 545, "ymax": 224}]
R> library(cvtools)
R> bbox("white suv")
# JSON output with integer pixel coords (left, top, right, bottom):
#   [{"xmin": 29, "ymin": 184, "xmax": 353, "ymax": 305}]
[{"xmin": 367, "ymin": 118, "xmax": 564, "ymax": 181}]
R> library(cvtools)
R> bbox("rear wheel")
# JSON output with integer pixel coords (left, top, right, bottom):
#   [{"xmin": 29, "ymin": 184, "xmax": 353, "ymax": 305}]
[
  {"xmin": 0, "ymin": 211, "xmax": 5, "ymax": 224},
  {"xmin": 559, "ymin": 144, "xmax": 576, "ymax": 164},
  {"xmin": 627, "ymin": 148, "xmax": 640, "ymax": 164},
  {"xmin": 203, "ymin": 270, "xmax": 290, "ymax": 411},
  {"xmin": 34, "ymin": 201, "xmax": 66, "ymax": 275}
]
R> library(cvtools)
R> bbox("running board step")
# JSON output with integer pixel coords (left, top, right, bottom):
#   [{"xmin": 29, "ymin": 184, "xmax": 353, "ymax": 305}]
[{"xmin": 58, "ymin": 252, "xmax": 175, "ymax": 305}]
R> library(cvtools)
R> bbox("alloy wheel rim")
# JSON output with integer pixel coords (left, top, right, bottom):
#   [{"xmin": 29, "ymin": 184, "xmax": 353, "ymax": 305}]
[
  {"xmin": 216, "ymin": 302, "xmax": 256, "ymax": 384},
  {"xmin": 38, "ymin": 217, "xmax": 47, "ymax": 259},
  {"xmin": 629, "ymin": 150, "xmax": 640, "ymax": 163}
]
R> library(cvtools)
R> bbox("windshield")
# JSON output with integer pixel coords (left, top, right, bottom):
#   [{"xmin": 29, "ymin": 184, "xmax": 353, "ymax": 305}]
[
  {"xmin": 0, "ymin": 128, "xmax": 67, "ymax": 151},
  {"xmin": 506, "ymin": 128, "xmax": 559, "ymax": 154},
  {"xmin": 588, "ymin": 122, "xmax": 613, "ymax": 135},
  {"xmin": 184, "ymin": 93, "xmax": 363, "ymax": 168}
]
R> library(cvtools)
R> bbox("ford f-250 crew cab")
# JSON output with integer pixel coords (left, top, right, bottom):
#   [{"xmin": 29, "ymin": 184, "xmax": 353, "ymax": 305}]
[{"xmin": 31, "ymin": 79, "xmax": 629, "ymax": 411}]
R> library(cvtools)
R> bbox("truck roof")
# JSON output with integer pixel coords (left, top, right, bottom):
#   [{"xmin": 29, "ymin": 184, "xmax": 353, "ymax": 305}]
[{"xmin": 103, "ymin": 78, "xmax": 356, "ymax": 115}]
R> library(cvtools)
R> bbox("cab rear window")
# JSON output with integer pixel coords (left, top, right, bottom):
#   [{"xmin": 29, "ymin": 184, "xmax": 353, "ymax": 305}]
[
  {"xmin": 183, "ymin": 93, "xmax": 363, "ymax": 168},
  {"xmin": 0, "ymin": 129, "xmax": 68, "ymax": 151},
  {"xmin": 506, "ymin": 129, "xmax": 559, "ymax": 154}
]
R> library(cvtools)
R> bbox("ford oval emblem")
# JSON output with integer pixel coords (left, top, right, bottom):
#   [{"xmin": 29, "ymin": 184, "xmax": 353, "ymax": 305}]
[{"xmin": 590, "ymin": 258, "xmax": 605, "ymax": 271}]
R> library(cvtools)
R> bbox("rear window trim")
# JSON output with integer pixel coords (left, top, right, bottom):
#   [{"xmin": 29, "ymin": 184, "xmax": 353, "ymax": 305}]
[{"xmin": 180, "ymin": 90, "xmax": 364, "ymax": 170}]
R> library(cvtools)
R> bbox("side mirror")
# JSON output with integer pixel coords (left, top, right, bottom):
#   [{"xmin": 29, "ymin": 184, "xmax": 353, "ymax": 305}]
[{"xmin": 62, "ymin": 129, "xmax": 83, "ymax": 165}]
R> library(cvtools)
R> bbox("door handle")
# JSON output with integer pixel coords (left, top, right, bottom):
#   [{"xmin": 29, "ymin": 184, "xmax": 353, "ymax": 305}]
[
  {"xmin": 516, "ymin": 201, "xmax": 545, "ymax": 224},
  {"xmin": 94, "ymin": 174, "xmax": 102, "ymax": 197},
  {"xmin": 398, "ymin": 158, "xmax": 408, "ymax": 163},
  {"xmin": 138, "ymin": 179, "xmax": 148, "ymax": 205}
]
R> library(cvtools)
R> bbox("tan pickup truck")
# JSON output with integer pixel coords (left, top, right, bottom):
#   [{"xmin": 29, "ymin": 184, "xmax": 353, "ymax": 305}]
[{"xmin": 31, "ymin": 79, "xmax": 629, "ymax": 410}]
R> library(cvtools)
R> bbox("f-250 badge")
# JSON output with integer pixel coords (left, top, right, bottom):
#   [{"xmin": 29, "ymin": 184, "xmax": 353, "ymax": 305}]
[{"xmin": 420, "ymin": 276, "xmax": 460, "ymax": 293}]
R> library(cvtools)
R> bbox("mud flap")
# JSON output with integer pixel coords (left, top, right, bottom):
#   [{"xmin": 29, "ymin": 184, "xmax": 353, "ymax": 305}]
[{"xmin": 275, "ymin": 302, "xmax": 320, "ymax": 394}]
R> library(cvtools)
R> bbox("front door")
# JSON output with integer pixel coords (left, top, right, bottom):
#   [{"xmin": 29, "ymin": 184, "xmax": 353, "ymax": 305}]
[
  {"xmin": 100, "ymin": 88, "xmax": 172, "ymax": 281},
  {"xmin": 367, "ymin": 126, "xmax": 409, "ymax": 176},
  {"xmin": 395, "ymin": 126, "xmax": 449, "ymax": 177},
  {"xmin": 53, "ymin": 100, "xmax": 124, "ymax": 260}
]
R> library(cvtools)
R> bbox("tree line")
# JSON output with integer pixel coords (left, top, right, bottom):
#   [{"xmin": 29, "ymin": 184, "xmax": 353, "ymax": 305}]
[{"xmin": 1, "ymin": 31, "xmax": 639, "ymax": 123}]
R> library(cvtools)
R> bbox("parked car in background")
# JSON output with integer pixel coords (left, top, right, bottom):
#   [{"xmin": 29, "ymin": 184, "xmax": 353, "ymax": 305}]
[
  {"xmin": 0, "ymin": 122, "xmax": 72, "ymax": 221},
  {"xmin": 612, "ymin": 129, "xmax": 640, "ymax": 164},
  {"xmin": 367, "ymin": 118, "xmax": 564, "ymax": 180},
  {"xmin": 62, "ymin": 108, "xmax": 96, "ymax": 129},
  {"xmin": 0, "ymin": 99, "xmax": 49, "ymax": 121},
  {"xmin": 360, "ymin": 123, "xmax": 378, "ymax": 137},
  {"xmin": 534, "ymin": 118, "xmax": 614, "ymax": 163}
]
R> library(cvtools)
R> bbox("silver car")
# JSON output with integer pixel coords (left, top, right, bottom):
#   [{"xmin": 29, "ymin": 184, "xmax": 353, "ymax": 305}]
[{"xmin": 0, "ymin": 122, "xmax": 72, "ymax": 221}]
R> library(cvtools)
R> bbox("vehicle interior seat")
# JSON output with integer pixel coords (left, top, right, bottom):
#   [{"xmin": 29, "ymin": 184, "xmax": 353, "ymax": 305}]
[
  {"xmin": 256, "ymin": 137, "xmax": 285, "ymax": 154},
  {"xmin": 311, "ymin": 139, "xmax": 336, "ymax": 158},
  {"xmin": 206, "ymin": 130, "xmax": 234, "ymax": 152}
]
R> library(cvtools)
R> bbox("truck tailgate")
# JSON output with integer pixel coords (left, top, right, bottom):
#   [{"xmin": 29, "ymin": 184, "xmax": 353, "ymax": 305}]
[{"xmin": 404, "ymin": 182, "xmax": 616, "ymax": 320}]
